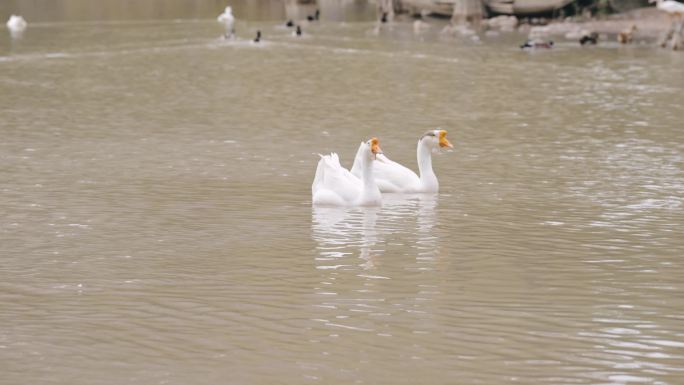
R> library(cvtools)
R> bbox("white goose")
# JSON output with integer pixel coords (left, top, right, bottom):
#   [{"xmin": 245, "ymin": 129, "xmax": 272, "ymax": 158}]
[
  {"xmin": 312, "ymin": 138, "xmax": 383, "ymax": 207},
  {"xmin": 651, "ymin": 0, "xmax": 684, "ymax": 17},
  {"xmin": 650, "ymin": 0, "xmax": 684, "ymax": 48},
  {"xmin": 217, "ymin": 6, "xmax": 235, "ymax": 39},
  {"xmin": 6, "ymin": 15, "xmax": 27, "ymax": 36},
  {"xmin": 351, "ymin": 130, "xmax": 453, "ymax": 193}
]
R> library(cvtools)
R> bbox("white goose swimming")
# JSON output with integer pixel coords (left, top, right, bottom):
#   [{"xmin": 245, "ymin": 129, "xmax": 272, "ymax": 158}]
[
  {"xmin": 351, "ymin": 130, "xmax": 452, "ymax": 193},
  {"xmin": 6, "ymin": 15, "xmax": 27, "ymax": 36},
  {"xmin": 312, "ymin": 138, "xmax": 383, "ymax": 207},
  {"xmin": 217, "ymin": 6, "xmax": 235, "ymax": 39}
]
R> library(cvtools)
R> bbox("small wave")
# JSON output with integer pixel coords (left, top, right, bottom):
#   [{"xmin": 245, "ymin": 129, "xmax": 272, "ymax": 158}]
[{"xmin": 625, "ymin": 199, "xmax": 681, "ymax": 210}]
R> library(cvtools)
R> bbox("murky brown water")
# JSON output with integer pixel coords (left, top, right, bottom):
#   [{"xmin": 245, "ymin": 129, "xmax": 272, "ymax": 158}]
[{"xmin": 2, "ymin": 1, "xmax": 684, "ymax": 384}]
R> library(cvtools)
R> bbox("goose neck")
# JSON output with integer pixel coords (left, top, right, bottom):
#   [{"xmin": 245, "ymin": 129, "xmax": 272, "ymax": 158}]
[{"xmin": 417, "ymin": 140, "xmax": 438, "ymax": 191}]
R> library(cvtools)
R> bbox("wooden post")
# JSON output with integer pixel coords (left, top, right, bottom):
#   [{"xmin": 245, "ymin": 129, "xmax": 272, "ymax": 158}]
[
  {"xmin": 378, "ymin": 0, "xmax": 395, "ymax": 22},
  {"xmin": 451, "ymin": 0, "xmax": 484, "ymax": 26},
  {"xmin": 672, "ymin": 19, "xmax": 684, "ymax": 50}
]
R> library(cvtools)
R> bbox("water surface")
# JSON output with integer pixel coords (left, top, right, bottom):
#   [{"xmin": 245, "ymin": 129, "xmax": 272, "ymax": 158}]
[{"xmin": 2, "ymin": 2, "xmax": 684, "ymax": 384}]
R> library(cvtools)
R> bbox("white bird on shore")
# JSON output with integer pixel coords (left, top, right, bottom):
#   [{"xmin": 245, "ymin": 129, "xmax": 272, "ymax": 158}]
[
  {"xmin": 650, "ymin": 0, "xmax": 684, "ymax": 48},
  {"xmin": 650, "ymin": 0, "xmax": 684, "ymax": 17},
  {"xmin": 6, "ymin": 15, "xmax": 27, "ymax": 37},
  {"xmin": 312, "ymin": 138, "xmax": 383, "ymax": 207},
  {"xmin": 351, "ymin": 130, "xmax": 453, "ymax": 193},
  {"xmin": 217, "ymin": 6, "xmax": 235, "ymax": 39}
]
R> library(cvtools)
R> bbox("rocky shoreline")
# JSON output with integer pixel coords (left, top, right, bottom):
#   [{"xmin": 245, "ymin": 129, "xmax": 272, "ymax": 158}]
[{"xmin": 479, "ymin": 7, "xmax": 679, "ymax": 45}]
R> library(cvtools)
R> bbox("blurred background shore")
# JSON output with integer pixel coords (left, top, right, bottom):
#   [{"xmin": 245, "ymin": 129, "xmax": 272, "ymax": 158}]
[{"xmin": 3, "ymin": 0, "xmax": 678, "ymax": 43}]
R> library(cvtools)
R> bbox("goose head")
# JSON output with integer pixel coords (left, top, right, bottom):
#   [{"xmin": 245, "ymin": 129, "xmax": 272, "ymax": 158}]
[
  {"xmin": 363, "ymin": 137, "xmax": 383, "ymax": 161},
  {"xmin": 6, "ymin": 15, "xmax": 27, "ymax": 31},
  {"xmin": 420, "ymin": 129, "xmax": 453, "ymax": 152}
]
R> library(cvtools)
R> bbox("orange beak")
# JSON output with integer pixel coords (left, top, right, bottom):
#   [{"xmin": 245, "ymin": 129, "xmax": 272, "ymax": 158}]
[
  {"xmin": 370, "ymin": 137, "xmax": 382, "ymax": 158},
  {"xmin": 438, "ymin": 130, "xmax": 453, "ymax": 148}
]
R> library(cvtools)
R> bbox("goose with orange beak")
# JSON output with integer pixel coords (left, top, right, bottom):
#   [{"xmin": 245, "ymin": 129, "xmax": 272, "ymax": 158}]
[
  {"xmin": 312, "ymin": 138, "xmax": 383, "ymax": 206},
  {"xmin": 351, "ymin": 129, "xmax": 453, "ymax": 193}
]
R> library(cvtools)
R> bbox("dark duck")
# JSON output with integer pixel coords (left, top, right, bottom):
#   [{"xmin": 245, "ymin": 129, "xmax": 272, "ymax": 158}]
[
  {"xmin": 520, "ymin": 40, "xmax": 554, "ymax": 49},
  {"xmin": 580, "ymin": 32, "xmax": 599, "ymax": 45},
  {"xmin": 307, "ymin": 9, "xmax": 320, "ymax": 22}
]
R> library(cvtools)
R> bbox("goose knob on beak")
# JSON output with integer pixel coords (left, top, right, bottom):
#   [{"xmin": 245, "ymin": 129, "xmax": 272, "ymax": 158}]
[
  {"xmin": 370, "ymin": 137, "xmax": 383, "ymax": 159},
  {"xmin": 438, "ymin": 130, "xmax": 453, "ymax": 148}
]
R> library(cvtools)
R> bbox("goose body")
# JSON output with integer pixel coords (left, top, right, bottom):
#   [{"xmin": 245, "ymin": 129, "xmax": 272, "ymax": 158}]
[
  {"xmin": 312, "ymin": 138, "xmax": 383, "ymax": 207},
  {"xmin": 217, "ymin": 6, "xmax": 235, "ymax": 39},
  {"xmin": 351, "ymin": 130, "xmax": 452, "ymax": 194},
  {"xmin": 6, "ymin": 15, "xmax": 27, "ymax": 32}
]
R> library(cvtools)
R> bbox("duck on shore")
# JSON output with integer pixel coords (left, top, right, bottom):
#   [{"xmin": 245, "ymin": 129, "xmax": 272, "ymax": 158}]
[
  {"xmin": 580, "ymin": 32, "xmax": 599, "ymax": 45},
  {"xmin": 520, "ymin": 39, "xmax": 554, "ymax": 49},
  {"xmin": 306, "ymin": 9, "xmax": 320, "ymax": 22},
  {"xmin": 618, "ymin": 25, "xmax": 637, "ymax": 44}
]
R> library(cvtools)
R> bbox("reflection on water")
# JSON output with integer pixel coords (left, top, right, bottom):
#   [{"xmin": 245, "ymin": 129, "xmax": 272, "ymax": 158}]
[
  {"xmin": 312, "ymin": 194, "xmax": 438, "ymax": 272},
  {"xmin": 1, "ymin": 1, "xmax": 684, "ymax": 384},
  {"xmin": 308, "ymin": 195, "xmax": 449, "ymax": 378}
]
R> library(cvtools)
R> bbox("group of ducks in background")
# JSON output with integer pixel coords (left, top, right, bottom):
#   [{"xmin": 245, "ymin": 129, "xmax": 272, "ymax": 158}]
[
  {"xmin": 215, "ymin": 5, "xmax": 626, "ymax": 51},
  {"xmin": 312, "ymin": 130, "xmax": 453, "ymax": 207},
  {"xmin": 6, "ymin": 6, "xmax": 318, "ymax": 43},
  {"xmin": 520, "ymin": 0, "xmax": 684, "ymax": 50},
  {"xmin": 8, "ymin": 0, "xmax": 682, "ymax": 49},
  {"xmin": 217, "ymin": 6, "xmax": 317, "ymax": 43},
  {"xmin": 519, "ymin": 25, "xmax": 639, "ymax": 50},
  {"xmin": 214, "ymin": 2, "xmax": 649, "ymax": 50}
]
